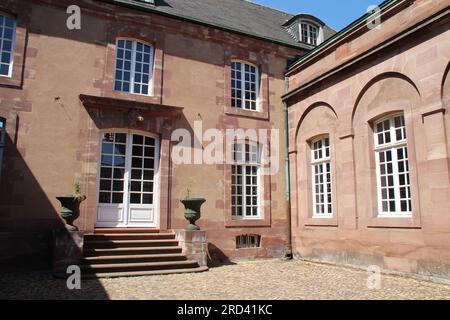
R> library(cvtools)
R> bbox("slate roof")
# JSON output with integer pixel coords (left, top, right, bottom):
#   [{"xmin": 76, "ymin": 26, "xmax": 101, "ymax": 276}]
[{"xmin": 106, "ymin": 0, "xmax": 336, "ymax": 49}]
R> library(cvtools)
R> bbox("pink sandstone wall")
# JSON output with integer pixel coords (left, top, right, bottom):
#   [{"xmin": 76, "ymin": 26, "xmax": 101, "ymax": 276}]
[
  {"xmin": 287, "ymin": 0, "xmax": 450, "ymax": 278},
  {"xmin": 0, "ymin": 0, "xmax": 301, "ymax": 262}
]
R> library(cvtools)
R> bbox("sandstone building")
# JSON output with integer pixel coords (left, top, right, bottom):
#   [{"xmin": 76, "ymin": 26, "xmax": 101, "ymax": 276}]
[{"xmin": 0, "ymin": 0, "xmax": 449, "ymax": 280}]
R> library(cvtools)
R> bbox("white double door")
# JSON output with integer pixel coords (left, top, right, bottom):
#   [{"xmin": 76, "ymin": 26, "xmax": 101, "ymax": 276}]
[{"xmin": 96, "ymin": 132, "xmax": 159, "ymax": 228}]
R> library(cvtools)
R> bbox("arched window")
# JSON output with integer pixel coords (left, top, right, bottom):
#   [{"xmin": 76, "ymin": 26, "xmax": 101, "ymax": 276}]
[
  {"xmin": 374, "ymin": 114, "xmax": 412, "ymax": 216},
  {"xmin": 310, "ymin": 136, "xmax": 333, "ymax": 217},
  {"xmin": 231, "ymin": 141, "xmax": 260, "ymax": 219},
  {"xmin": 300, "ymin": 22, "xmax": 319, "ymax": 45},
  {"xmin": 0, "ymin": 117, "xmax": 5, "ymax": 177},
  {"xmin": 0, "ymin": 14, "xmax": 16, "ymax": 77},
  {"xmin": 114, "ymin": 39, "xmax": 154, "ymax": 96},
  {"xmin": 231, "ymin": 61, "xmax": 259, "ymax": 111}
]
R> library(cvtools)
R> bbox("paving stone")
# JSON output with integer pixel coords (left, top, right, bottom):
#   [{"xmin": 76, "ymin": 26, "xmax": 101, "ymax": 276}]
[{"xmin": 1, "ymin": 260, "xmax": 450, "ymax": 300}]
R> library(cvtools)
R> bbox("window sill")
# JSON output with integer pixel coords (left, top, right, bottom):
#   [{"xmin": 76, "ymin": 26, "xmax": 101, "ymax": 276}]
[
  {"xmin": 312, "ymin": 215, "xmax": 334, "ymax": 219},
  {"xmin": 377, "ymin": 214, "xmax": 412, "ymax": 218},
  {"xmin": 303, "ymin": 216, "xmax": 338, "ymax": 227},
  {"xmin": 0, "ymin": 75, "xmax": 21, "ymax": 88},
  {"xmin": 225, "ymin": 108, "xmax": 269, "ymax": 121},
  {"xmin": 366, "ymin": 216, "xmax": 421, "ymax": 229}
]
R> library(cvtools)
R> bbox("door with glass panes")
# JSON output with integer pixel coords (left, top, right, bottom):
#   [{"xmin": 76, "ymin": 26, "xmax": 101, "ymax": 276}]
[{"xmin": 96, "ymin": 132, "xmax": 159, "ymax": 228}]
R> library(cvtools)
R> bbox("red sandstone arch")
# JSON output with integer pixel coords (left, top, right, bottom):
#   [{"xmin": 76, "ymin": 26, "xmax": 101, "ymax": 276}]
[
  {"xmin": 294, "ymin": 101, "xmax": 338, "ymax": 144},
  {"xmin": 352, "ymin": 72, "xmax": 421, "ymax": 127}
]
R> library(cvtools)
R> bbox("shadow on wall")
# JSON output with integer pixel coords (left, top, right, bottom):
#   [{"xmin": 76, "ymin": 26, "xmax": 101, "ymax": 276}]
[
  {"xmin": 0, "ymin": 117, "xmax": 62, "ymax": 266},
  {"xmin": 207, "ymin": 243, "xmax": 236, "ymax": 267},
  {"xmin": 0, "ymin": 117, "xmax": 109, "ymax": 299}
]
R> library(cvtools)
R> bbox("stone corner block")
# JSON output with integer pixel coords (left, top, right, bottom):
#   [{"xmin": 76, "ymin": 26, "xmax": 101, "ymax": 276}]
[{"xmin": 174, "ymin": 229, "xmax": 208, "ymax": 266}]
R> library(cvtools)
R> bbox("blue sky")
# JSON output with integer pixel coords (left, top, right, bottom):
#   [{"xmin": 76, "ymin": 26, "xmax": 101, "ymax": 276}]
[{"xmin": 251, "ymin": 0, "xmax": 385, "ymax": 31}]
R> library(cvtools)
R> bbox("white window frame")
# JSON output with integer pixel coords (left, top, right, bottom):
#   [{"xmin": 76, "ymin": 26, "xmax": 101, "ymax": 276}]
[
  {"xmin": 113, "ymin": 38, "xmax": 154, "ymax": 96},
  {"xmin": 299, "ymin": 21, "xmax": 322, "ymax": 46},
  {"xmin": 231, "ymin": 141, "xmax": 261, "ymax": 220},
  {"xmin": 374, "ymin": 114, "xmax": 412, "ymax": 218},
  {"xmin": 95, "ymin": 130, "xmax": 161, "ymax": 228},
  {"xmin": 0, "ymin": 14, "xmax": 17, "ymax": 78},
  {"xmin": 311, "ymin": 136, "xmax": 333, "ymax": 218},
  {"xmin": 0, "ymin": 118, "xmax": 5, "ymax": 178},
  {"xmin": 231, "ymin": 60, "xmax": 260, "ymax": 112}
]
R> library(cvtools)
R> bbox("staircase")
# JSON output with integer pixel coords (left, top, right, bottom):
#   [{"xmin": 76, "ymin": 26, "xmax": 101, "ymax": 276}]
[{"xmin": 82, "ymin": 228, "xmax": 208, "ymax": 278}]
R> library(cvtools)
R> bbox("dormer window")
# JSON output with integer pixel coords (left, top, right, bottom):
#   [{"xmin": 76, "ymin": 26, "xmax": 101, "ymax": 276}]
[{"xmin": 300, "ymin": 22, "xmax": 320, "ymax": 46}]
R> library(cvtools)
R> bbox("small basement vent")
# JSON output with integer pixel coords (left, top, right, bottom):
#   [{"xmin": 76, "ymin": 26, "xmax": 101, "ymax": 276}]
[{"xmin": 236, "ymin": 234, "xmax": 261, "ymax": 249}]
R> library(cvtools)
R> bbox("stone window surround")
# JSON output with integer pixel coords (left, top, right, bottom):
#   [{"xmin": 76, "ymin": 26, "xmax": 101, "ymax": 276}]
[
  {"xmin": 224, "ymin": 49, "xmax": 270, "ymax": 121},
  {"xmin": 373, "ymin": 113, "xmax": 412, "ymax": 217},
  {"xmin": 103, "ymin": 29, "xmax": 164, "ymax": 105},
  {"xmin": 0, "ymin": 8, "xmax": 26, "ymax": 88},
  {"xmin": 79, "ymin": 95, "xmax": 183, "ymax": 232},
  {"xmin": 225, "ymin": 138, "xmax": 272, "ymax": 228},
  {"xmin": 361, "ymin": 104, "xmax": 421, "ymax": 229}
]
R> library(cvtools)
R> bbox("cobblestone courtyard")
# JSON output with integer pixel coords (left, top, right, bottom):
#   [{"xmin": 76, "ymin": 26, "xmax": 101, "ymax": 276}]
[{"xmin": 1, "ymin": 260, "xmax": 450, "ymax": 300}]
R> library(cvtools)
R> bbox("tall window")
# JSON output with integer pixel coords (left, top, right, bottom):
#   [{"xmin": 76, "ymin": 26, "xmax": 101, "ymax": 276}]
[
  {"xmin": 232, "ymin": 142, "xmax": 260, "ymax": 219},
  {"xmin": 300, "ymin": 22, "xmax": 319, "ymax": 45},
  {"xmin": 311, "ymin": 137, "xmax": 333, "ymax": 217},
  {"xmin": 0, "ymin": 118, "xmax": 5, "ymax": 177},
  {"xmin": 374, "ymin": 115, "xmax": 412, "ymax": 216},
  {"xmin": 231, "ymin": 61, "xmax": 259, "ymax": 111},
  {"xmin": 114, "ymin": 39, "xmax": 154, "ymax": 96},
  {"xmin": 0, "ymin": 14, "xmax": 16, "ymax": 77}
]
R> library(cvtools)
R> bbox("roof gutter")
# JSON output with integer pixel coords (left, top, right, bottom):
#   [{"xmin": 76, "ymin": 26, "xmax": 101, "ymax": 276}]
[
  {"xmin": 286, "ymin": 0, "xmax": 400, "ymax": 75},
  {"xmin": 99, "ymin": 0, "xmax": 313, "ymax": 51}
]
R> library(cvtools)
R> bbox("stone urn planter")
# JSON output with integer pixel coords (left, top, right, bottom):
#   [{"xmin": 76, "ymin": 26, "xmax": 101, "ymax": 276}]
[
  {"xmin": 181, "ymin": 198, "xmax": 206, "ymax": 231},
  {"xmin": 56, "ymin": 195, "xmax": 86, "ymax": 231}
]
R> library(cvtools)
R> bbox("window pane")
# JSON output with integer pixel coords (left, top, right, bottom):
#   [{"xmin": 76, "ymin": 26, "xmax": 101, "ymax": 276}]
[
  {"xmin": 130, "ymin": 193, "xmax": 141, "ymax": 204},
  {"xmin": 114, "ymin": 39, "xmax": 153, "ymax": 95},
  {"xmin": 0, "ymin": 16, "xmax": 15, "ymax": 77}
]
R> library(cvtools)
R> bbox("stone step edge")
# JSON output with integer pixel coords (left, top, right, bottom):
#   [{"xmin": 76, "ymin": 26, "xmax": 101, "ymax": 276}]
[
  {"xmin": 82, "ymin": 266, "xmax": 209, "ymax": 279},
  {"xmin": 93, "ymin": 228, "xmax": 160, "ymax": 234},
  {"xmin": 84, "ymin": 253, "xmax": 187, "ymax": 261},
  {"xmin": 85, "ymin": 239, "xmax": 179, "ymax": 245},
  {"xmin": 86, "ymin": 233, "xmax": 175, "ymax": 238},
  {"xmin": 84, "ymin": 246, "xmax": 183, "ymax": 254},
  {"xmin": 81, "ymin": 259, "xmax": 199, "ymax": 270}
]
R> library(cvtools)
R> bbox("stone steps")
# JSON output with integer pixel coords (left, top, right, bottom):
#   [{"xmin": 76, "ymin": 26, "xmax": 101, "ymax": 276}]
[
  {"xmin": 84, "ymin": 239, "xmax": 180, "ymax": 248},
  {"xmin": 83, "ymin": 253, "xmax": 187, "ymax": 264},
  {"xmin": 84, "ymin": 246, "xmax": 183, "ymax": 256},
  {"xmin": 82, "ymin": 230, "xmax": 208, "ymax": 278},
  {"xmin": 83, "ymin": 266, "xmax": 209, "ymax": 279},
  {"xmin": 85, "ymin": 233, "xmax": 175, "ymax": 241},
  {"xmin": 93, "ymin": 228, "xmax": 160, "ymax": 234}
]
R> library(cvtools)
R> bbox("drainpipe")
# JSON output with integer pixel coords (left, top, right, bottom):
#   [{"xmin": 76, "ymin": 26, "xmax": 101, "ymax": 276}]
[{"xmin": 283, "ymin": 76, "xmax": 293, "ymax": 260}]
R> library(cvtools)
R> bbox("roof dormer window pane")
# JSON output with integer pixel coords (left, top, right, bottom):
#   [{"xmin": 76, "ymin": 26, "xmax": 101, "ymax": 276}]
[{"xmin": 300, "ymin": 22, "xmax": 319, "ymax": 45}]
